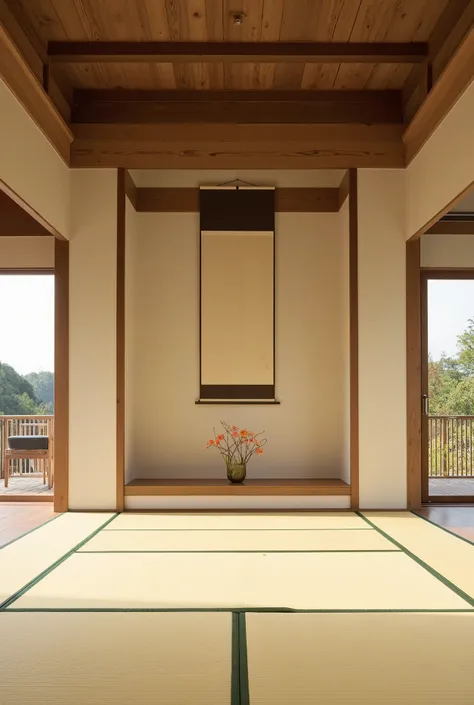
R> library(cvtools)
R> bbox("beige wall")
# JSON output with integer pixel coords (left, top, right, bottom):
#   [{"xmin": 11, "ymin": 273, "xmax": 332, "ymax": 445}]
[
  {"xmin": 126, "ymin": 207, "xmax": 349, "ymax": 480},
  {"xmin": 125, "ymin": 198, "xmax": 138, "ymax": 484},
  {"xmin": 69, "ymin": 170, "xmax": 117, "ymax": 509},
  {"xmin": 0, "ymin": 236, "xmax": 54, "ymax": 268},
  {"xmin": 406, "ymin": 81, "xmax": 474, "ymax": 238},
  {"xmin": 340, "ymin": 200, "xmax": 351, "ymax": 485},
  {"xmin": 358, "ymin": 170, "xmax": 407, "ymax": 509},
  {"xmin": 201, "ymin": 230, "xmax": 274, "ymax": 386},
  {"xmin": 0, "ymin": 78, "xmax": 70, "ymax": 239},
  {"xmin": 421, "ymin": 233, "xmax": 474, "ymax": 268}
]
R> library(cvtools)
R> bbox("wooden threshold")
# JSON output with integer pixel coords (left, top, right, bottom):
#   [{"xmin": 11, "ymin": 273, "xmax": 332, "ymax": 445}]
[{"xmin": 125, "ymin": 479, "xmax": 350, "ymax": 497}]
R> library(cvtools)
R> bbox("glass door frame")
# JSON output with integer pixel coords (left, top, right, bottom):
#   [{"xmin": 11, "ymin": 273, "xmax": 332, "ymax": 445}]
[{"xmin": 421, "ymin": 269, "xmax": 474, "ymax": 503}]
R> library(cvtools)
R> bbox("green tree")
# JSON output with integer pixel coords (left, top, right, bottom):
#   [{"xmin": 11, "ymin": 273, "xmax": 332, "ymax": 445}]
[
  {"xmin": 0, "ymin": 362, "xmax": 46, "ymax": 415},
  {"xmin": 25, "ymin": 371, "xmax": 54, "ymax": 413},
  {"xmin": 457, "ymin": 318, "xmax": 474, "ymax": 376}
]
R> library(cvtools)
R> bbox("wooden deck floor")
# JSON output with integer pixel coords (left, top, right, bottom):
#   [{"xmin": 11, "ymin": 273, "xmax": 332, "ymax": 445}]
[
  {"xmin": 429, "ymin": 478, "xmax": 474, "ymax": 496},
  {"xmin": 0, "ymin": 503, "xmax": 56, "ymax": 548},
  {"xmin": 0, "ymin": 476, "xmax": 53, "ymax": 496}
]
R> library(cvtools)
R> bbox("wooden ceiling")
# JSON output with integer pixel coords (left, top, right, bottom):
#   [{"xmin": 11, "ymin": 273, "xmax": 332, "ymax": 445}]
[
  {"xmin": 1, "ymin": 0, "xmax": 474, "ymax": 169},
  {"xmin": 5, "ymin": 0, "xmax": 451, "ymax": 91}
]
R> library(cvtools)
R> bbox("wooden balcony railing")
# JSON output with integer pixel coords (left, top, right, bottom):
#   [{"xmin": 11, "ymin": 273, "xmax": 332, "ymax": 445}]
[
  {"xmin": 0, "ymin": 415, "xmax": 54, "ymax": 481},
  {"xmin": 428, "ymin": 416, "xmax": 474, "ymax": 477}
]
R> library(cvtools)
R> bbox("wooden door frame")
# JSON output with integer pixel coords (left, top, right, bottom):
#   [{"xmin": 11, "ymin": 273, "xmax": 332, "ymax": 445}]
[{"xmin": 420, "ymin": 268, "xmax": 474, "ymax": 504}]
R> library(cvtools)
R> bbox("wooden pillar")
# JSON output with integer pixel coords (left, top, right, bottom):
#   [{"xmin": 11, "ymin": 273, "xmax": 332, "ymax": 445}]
[{"xmin": 54, "ymin": 238, "xmax": 69, "ymax": 512}]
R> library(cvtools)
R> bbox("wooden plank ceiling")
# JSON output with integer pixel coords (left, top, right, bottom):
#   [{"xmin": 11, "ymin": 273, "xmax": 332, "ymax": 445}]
[
  {"xmin": 5, "ymin": 0, "xmax": 449, "ymax": 91},
  {"xmin": 2, "ymin": 0, "xmax": 474, "ymax": 168}
]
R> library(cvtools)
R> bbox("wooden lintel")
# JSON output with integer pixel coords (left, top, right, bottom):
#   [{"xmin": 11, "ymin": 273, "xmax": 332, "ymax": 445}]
[
  {"xmin": 134, "ymin": 187, "xmax": 340, "ymax": 213},
  {"xmin": 71, "ymin": 123, "xmax": 404, "ymax": 170},
  {"xmin": 49, "ymin": 40, "xmax": 428, "ymax": 64},
  {"xmin": 72, "ymin": 89, "xmax": 403, "ymax": 125}
]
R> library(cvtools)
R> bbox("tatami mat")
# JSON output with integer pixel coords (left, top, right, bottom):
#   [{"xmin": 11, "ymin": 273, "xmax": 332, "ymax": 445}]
[
  {"xmin": 0, "ymin": 612, "xmax": 231, "ymax": 705},
  {"xmin": 0, "ymin": 513, "xmax": 113, "ymax": 605},
  {"xmin": 106, "ymin": 511, "xmax": 368, "ymax": 530},
  {"xmin": 246, "ymin": 612, "xmax": 474, "ymax": 704},
  {"xmin": 11, "ymin": 550, "xmax": 469, "ymax": 610},
  {"xmin": 79, "ymin": 527, "xmax": 397, "ymax": 552},
  {"xmin": 363, "ymin": 512, "xmax": 474, "ymax": 601}
]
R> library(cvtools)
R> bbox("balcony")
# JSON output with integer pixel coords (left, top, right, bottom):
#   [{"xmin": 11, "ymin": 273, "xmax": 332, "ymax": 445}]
[
  {"xmin": 0, "ymin": 416, "xmax": 54, "ymax": 499},
  {"xmin": 428, "ymin": 416, "xmax": 474, "ymax": 497}
]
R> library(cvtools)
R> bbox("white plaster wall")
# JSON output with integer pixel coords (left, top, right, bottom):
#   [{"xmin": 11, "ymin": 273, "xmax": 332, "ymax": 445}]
[
  {"xmin": 0, "ymin": 78, "xmax": 70, "ymax": 239},
  {"xmin": 127, "ymin": 209, "xmax": 349, "ymax": 480},
  {"xmin": 421, "ymin": 233, "xmax": 474, "ymax": 268},
  {"xmin": 130, "ymin": 169, "xmax": 345, "ymax": 188},
  {"xmin": 0, "ymin": 236, "xmax": 54, "ymax": 268},
  {"xmin": 358, "ymin": 170, "xmax": 407, "ymax": 509},
  {"xmin": 69, "ymin": 170, "xmax": 117, "ymax": 509},
  {"xmin": 406, "ymin": 81, "xmax": 474, "ymax": 238}
]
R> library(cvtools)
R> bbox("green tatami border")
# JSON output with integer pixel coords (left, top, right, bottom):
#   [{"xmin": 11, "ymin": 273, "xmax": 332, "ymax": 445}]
[
  {"xmin": 76, "ymin": 549, "xmax": 400, "ymax": 554},
  {"xmin": 4, "ymin": 607, "xmax": 473, "ymax": 614},
  {"xmin": 239, "ymin": 614, "xmax": 250, "ymax": 705},
  {"xmin": 358, "ymin": 512, "xmax": 474, "ymax": 608},
  {"xmin": 102, "ymin": 527, "xmax": 373, "ymax": 532},
  {"xmin": 231, "ymin": 613, "xmax": 241, "ymax": 705},
  {"xmin": 0, "ymin": 513, "xmax": 119, "ymax": 611}
]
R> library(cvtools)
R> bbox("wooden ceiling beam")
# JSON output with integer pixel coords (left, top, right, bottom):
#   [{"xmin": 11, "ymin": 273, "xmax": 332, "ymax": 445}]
[
  {"xmin": 0, "ymin": 0, "xmax": 71, "ymax": 123},
  {"xmin": 133, "ymin": 187, "xmax": 340, "ymax": 213},
  {"xmin": 403, "ymin": 0, "xmax": 474, "ymax": 123},
  {"xmin": 404, "ymin": 26, "xmax": 474, "ymax": 164},
  {"xmin": 426, "ymin": 219, "xmax": 474, "ymax": 235},
  {"xmin": 71, "ymin": 123, "xmax": 404, "ymax": 170},
  {"xmin": 72, "ymin": 89, "xmax": 402, "ymax": 125},
  {"xmin": 48, "ymin": 40, "xmax": 428, "ymax": 64}
]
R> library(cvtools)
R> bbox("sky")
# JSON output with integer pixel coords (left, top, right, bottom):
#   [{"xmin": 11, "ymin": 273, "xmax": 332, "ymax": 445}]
[
  {"xmin": 0, "ymin": 275, "xmax": 472, "ymax": 377},
  {"xmin": 0, "ymin": 275, "xmax": 54, "ymax": 375},
  {"xmin": 428, "ymin": 280, "xmax": 474, "ymax": 360}
]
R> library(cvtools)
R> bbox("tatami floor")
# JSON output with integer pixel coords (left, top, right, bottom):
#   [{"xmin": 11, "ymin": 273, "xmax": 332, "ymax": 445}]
[{"xmin": 0, "ymin": 510, "xmax": 474, "ymax": 703}]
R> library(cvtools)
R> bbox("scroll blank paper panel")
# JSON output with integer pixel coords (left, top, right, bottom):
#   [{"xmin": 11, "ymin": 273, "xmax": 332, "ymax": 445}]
[{"xmin": 200, "ymin": 188, "xmax": 275, "ymax": 400}]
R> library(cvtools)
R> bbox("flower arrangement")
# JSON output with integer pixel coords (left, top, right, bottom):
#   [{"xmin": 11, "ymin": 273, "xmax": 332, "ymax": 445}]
[{"xmin": 207, "ymin": 421, "xmax": 267, "ymax": 483}]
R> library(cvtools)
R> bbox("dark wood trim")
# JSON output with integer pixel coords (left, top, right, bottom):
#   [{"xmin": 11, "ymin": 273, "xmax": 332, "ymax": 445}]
[
  {"xmin": 404, "ymin": 26, "xmax": 474, "ymax": 164},
  {"xmin": 116, "ymin": 169, "xmax": 126, "ymax": 513},
  {"xmin": 70, "ymin": 123, "xmax": 405, "ymax": 170},
  {"xmin": 136, "ymin": 187, "xmax": 339, "ymax": 213},
  {"xmin": 200, "ymin": 385, "xmax": 275, "ymax": 401},
  {"xmin": 124, "ymin": 170, "xmax": 138, "ymax": 210},
  {"xmin": 195, "ymin": 400, "xmax": 281, "ymax": 406},
  {"xmin": 349, "ymin": 169, "xmax": 359, "ymax": 510},
  {"xmin": 406, "ymin": 239, "xmax": 422, "ymax": 510},
  {"xmin": 49, "ymin": 40, "xmax": 427, "ymax": 64},
  {"xmin": 72, "ymin": 89, "xmax": 402, "ymax": 125},
  {"xmin": 125, "ymin": 478, "xmax": 351, "ymax": 497},
  {"xmin": 426, "ymin": 219, "xmax": 474, "ymax": 235},
  {"xmin": 0, "ymin": 179, "xmax": 64, "ymax": 240},
  {"xmin": 54, "ymin": 239, "xmax": 69, "ymax": 513},
  {"xmin": 0, "ymin": 268, "xmax": 53, "ymax": 274},
  {"xmin": 0, "ymin": 188, "xmax": 51, "ymax": 237}
]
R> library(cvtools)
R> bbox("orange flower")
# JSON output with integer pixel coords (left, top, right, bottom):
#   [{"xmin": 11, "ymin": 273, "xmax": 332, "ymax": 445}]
[
  {"xmin": 256, "ymin": 448, "xmax": 263, "ymax": 455},
  {"xmin": 207, "ymin": 439, "xmax": 215, "ymax": 447},
  {"xmin": 232, "ymin": 431, "xmax": 239, "ymax": 438},
  {"xmin": 240, "ymin": 429, "xmax": 248, "ymax": 438},
  {"xmin": 232, "ymin": 425, "xmax": 238, "ymax": 432}
]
